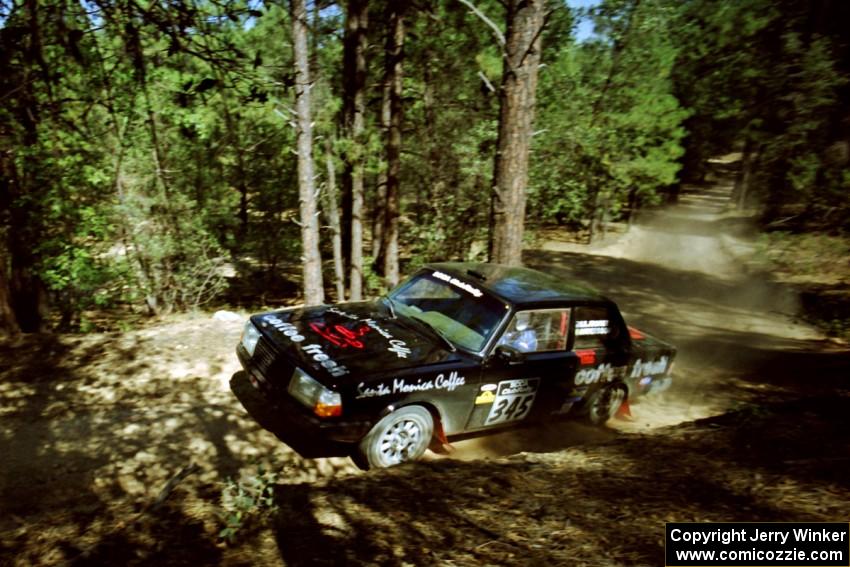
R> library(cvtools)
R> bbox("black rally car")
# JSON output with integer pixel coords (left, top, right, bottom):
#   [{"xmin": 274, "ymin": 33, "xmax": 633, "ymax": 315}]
[{"xmin": 235, "ymin": 263, "xmax": 675, "ymax": 469}]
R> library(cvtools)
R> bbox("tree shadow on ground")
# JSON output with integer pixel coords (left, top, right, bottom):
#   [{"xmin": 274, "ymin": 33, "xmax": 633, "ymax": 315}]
[
  {"xmin": 1, "ymin": 327, "xmax": 345, "ymax": 565},
  {"xmin": 269, "ymin": 393, "xmax": 850, "ymax": 566},
  {"xmin": 0, "ymin": 335, "xmax": 122, "ymax": 516},
  {"xmin": 64, "ymin": 500, "xmax": 222, "ymax": 567},
  {"xmin": 0, "ymin": 334, "xmax": 151, "ymax": 564}
]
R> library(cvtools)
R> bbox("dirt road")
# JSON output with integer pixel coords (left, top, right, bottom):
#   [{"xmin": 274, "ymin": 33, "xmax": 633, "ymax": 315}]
[
  {"xmin": 1, "ymin": 181, "xmax": 848, "ymax": 566},
  {"xmin": 450, "ymin": 180, "xmax": 846, "ymax": 459}
]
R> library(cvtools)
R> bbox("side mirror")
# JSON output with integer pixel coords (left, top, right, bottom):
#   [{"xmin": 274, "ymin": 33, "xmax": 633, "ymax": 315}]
[{"xmin": 493, "ymin": 344, "xmax": 525, "ymax": 365}]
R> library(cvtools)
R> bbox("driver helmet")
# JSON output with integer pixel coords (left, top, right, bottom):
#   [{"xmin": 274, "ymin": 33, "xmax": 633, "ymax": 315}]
[{"xmin": 515, "ymin": 312, "xmax": 531, "ymax": 332}]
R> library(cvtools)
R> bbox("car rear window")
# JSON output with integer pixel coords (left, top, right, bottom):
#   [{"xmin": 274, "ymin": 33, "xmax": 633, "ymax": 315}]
[{"xmin": 573, "ymin": 306, "xmax": 620, "ymax": 349}]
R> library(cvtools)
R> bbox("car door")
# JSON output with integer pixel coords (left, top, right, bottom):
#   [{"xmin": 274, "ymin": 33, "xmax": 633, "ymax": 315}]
[{"xmin": 464, "ymin": 307, "xmax": 576, "ymax": 431}]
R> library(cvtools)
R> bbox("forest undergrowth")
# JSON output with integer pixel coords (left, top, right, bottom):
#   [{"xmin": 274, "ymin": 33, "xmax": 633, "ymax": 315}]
[{"xmin": 751, "ymin": 230, "xmax": 850, "ymax": 339}]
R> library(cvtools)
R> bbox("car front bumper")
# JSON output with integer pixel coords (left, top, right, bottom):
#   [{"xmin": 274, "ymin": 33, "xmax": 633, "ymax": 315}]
[{"xmin": 235, "ymin": 345, "xmax": 373, "ymax": 447}]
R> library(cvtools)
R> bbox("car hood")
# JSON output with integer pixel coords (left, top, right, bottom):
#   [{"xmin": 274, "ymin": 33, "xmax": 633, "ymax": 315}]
[{"xmin": 252, "ymin": 301, "xmax": 462, "ymax": 384}]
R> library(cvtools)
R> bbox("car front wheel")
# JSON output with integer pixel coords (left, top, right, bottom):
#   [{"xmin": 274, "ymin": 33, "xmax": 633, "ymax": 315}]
[
  {"xmin": 356, "ymin": 406, "xmax": 434, "ymax": 469},
  {"xmin": 585, "ymin": 384, "xmax": 627, "ymax": 425}
]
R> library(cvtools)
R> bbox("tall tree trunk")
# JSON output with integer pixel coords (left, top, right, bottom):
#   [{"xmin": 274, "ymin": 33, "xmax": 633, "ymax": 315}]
[
  {"xmin": 7, "ymin": 147, "xmax": 49, "ymax": 332},
  {"xmin": 490, "ymin": 0, "xmax": 546, "ymax": 266},
  {"xmin": 0, "ymin": 154, "xmax": 21, "ymax": 336},
  {"xmin": 0, "ymin": 248, "xmax": 19, "ymax": 336},
  {"xmin": 324, "ymin": 138, "xmax": 346, "ymax": 301},
  {"xmin": 422, "ymin": 24, "xmax": 440, "ymax": 206},
  {"xmin": 381, "ymin": 1, "xmax": 405, "ymax": 287},
  {"xmin": 342, "ymin": 0, "xmax": 368, "ymax": 300},
  {"xmin": 3, "ymin": 0, "xmax": 49, "ymax": 332},
  {"xmin": 372, "ymin": 77, "xmax": 390, "ymax": 267},
  {"xmin": 291, "ymin": 0, "xmax": 325, "ymax": 305}
]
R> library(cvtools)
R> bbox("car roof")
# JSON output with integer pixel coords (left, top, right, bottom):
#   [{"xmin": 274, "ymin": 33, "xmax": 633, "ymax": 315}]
[{"xmin": 426, "ymin": 262, "xmax": 608, "ymax": 307}]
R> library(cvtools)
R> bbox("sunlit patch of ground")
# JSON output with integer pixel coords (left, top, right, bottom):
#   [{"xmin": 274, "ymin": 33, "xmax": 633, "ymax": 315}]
[
  {"xmin": 1, "ymin": 181, "xmax": 849, "ymax": 565},
  {"xmin": 0, "ymin": 316, "xmax": 360, "ymax": 565}
]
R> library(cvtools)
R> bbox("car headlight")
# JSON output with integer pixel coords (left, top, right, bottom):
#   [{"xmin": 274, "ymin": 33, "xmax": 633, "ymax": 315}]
[
  {"xmin": 288, "ymin": 368, "xmax": 343, "ymax": 418},
  {"xmin": 241, "ymin": 321, "xmax": 261, "ymax": 356}
]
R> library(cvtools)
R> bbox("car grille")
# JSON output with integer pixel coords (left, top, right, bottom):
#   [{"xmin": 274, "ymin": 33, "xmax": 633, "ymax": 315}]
[{"xmin": 252, "ymin": 338, "xmax": 294, "ymax": 389}]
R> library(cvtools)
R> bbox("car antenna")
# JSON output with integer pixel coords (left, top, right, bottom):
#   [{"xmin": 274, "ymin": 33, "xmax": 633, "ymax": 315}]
[{"xmin": 466, "ymin": 269, "xmax": 486, "ymax": 281}]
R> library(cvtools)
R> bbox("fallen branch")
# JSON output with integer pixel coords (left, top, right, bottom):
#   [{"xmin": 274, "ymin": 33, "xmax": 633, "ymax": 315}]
[{"xmin": 150, "ymin": 462, "xmax": 201, "ymax": 510}]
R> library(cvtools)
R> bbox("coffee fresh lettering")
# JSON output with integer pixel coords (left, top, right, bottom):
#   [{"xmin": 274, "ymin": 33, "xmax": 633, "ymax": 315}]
[
  {"xmin": 263, "ymin": 315, "xmax": 305, "ymax": 342},
  {"xmin": 630, "ymin": 356, "xmax": 668, "ymax": 378},
  {"xmin": 302, "ymin": 343, "xmax": 349, "ymax": 377},
  {"xmin": 575, "ymin": 363, "xmax": 627, "ymax": 385}
]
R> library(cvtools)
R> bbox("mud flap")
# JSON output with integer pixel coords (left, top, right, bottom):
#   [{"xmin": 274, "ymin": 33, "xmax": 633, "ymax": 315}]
[
  {"xmin": 429, "ymin": 422, "xmax": 455, "ymax": 454},
  {"xmin": 615, "ymin": 398, "xmax": 632, "ymax": 420}
]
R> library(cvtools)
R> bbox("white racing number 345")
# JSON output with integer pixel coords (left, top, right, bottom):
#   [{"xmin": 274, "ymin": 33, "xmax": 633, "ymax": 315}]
[{"xmin": 484, "ymin": 378, "xmax": 540, "ymax": 425}]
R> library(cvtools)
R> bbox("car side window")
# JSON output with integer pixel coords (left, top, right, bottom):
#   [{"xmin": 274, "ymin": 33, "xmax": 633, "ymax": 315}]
[
  {"xmin": 497, "ymin": 308, "xmax": 570, "ymax": 353},
  {"xmin": 573, "ymin": 306, "xmax": 620, "ymax": 349}
]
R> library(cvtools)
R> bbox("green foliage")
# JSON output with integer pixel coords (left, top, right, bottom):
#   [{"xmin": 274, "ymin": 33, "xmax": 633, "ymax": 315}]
[
  {"xmin": 2, "ymin": 0, "xmax": 848, "ymax": 332},
  {"xmin": 393, "ymin": 4, "xmax": 500, "ymax": 268},
  {"xmin": 0, "ymin": 0, "xmax": 307, "ymax": 324},
  {"xmin": 529, "ymin": 0, "xmax": 689, "ymax": 229},
  {"xmin": 218, "ymin": 462, "xmax": 280, "ymax": 545},
  {"xmin": 114, "ymin": 193, "xmax": 230, "ymax": 313},
  {"xmin": 672, "ymin": 0, "xmax": 850, "ymax": 227},
  {"xmin": 754, "ymin": 34, "xmax": 848, "ymax": 221},
  {"xmin": 363, "ymin": 262, "xmax": 390, "ymax": 297}
]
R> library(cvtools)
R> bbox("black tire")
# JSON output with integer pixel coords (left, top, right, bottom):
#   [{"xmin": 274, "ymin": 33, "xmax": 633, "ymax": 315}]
[
  {"xmin": 349, "ymin": 449, "xmax": 369, "ymax": 471},
  {"xmin": 356, "ymin": 406, "xmax": 434, "ymax": 469},
  {"xmin": 584, "ymin": 384, "xmax": 627, "ymax": 426}
]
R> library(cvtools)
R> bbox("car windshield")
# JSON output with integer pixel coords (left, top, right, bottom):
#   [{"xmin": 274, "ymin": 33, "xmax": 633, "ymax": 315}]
[{"xmin": 388, "ymin": 270, "xmax": 508, "ymax": 352}]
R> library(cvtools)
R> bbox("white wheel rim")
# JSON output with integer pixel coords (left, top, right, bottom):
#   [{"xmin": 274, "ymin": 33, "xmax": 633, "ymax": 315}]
[{"xmin": 378, "ymin": 419, "xmax": 422, "ymax": 465}]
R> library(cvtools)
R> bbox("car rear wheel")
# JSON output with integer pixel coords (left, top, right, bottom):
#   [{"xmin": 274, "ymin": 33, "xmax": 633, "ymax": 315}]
[
  {"xmin": 356, "ymin": 406, "xmax": 434, "ymax": 469},
  {"xmin": 585, "ymin": 384, "xmax": 627, "ymax": 425}
]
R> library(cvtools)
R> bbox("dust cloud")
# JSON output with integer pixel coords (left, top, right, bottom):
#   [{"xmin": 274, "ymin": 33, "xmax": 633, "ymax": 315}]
[{"xmin": 445, "ymin": 176, "xmax": 836, "ymax": 461}]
